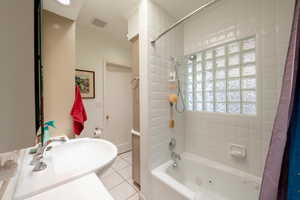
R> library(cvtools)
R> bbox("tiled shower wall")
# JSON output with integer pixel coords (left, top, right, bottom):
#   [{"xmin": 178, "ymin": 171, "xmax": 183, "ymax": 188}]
[
  {"xmin": 183, "ymin": 0, "xmax": 295, "ymax": 176},
  {"xmin": 147, "ymin": 1, "xmax": 185, "ymax": 170},
  {"xmin": 139, "ymin": 1, "xmax": 184, "ymax": 197}
]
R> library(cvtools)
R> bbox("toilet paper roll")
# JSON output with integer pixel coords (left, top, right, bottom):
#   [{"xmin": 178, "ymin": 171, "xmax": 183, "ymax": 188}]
[{"xmin": 93, "ymin": 128, "xmax": 102, "ymax": 138}]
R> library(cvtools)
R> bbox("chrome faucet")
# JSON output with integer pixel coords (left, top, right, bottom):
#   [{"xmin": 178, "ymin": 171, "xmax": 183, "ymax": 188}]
[
  {"xmin": 169, "ymin": 137, "xmax": 181, "ymax": 167},
  {"xmin": 171, "ymin": 151, "xmax": 181, "ymax": 167},
  {"xmin": 31, "ymin": 136, "xmax": 68, "ymax": 172},
  {"xmin": 169, "ymin": 137, "xmax": 176, "ymax": 151}
]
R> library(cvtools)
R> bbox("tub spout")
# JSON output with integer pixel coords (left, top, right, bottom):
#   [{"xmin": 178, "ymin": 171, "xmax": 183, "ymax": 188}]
[
  {"xmin": 172, "ymin": 162, "xmax": 178, "ymax": 167},
  {"xmin": 171, "ymin": 152, "xmax": 181, "ymax": 167}
]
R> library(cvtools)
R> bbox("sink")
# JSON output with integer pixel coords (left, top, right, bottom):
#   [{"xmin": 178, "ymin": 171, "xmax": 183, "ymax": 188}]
[{"xmin": 13, "ymin": 138, "xmax": 117, "ymax": 200}]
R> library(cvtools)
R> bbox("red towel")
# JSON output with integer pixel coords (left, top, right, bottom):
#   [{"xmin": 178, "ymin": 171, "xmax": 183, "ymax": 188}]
[{"xmin": 70, "ymin": 86, "xmax": 87, "ymax": 135}]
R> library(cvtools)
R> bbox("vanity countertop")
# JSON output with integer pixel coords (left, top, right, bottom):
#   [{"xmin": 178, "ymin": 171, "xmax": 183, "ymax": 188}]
[
  {"xmin": 1, "ymin": 138, "xmax": 117, "ymax": 200},
  {"xmin": 24, "ymin": 173, "xmax": 113, "ymax": 200},
  {"xmin": 1, "ymin": 154, "xmax": 114, "ymax": 200},
  {"xmin": 14, "ymin": 138, "xmax": 117, "ymax": 200}
]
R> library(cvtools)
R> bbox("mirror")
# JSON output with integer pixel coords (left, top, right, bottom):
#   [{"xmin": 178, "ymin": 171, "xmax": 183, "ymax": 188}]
[{"xmin": 0, "ymin": 0, "xmax": 42, "ymax": 153}]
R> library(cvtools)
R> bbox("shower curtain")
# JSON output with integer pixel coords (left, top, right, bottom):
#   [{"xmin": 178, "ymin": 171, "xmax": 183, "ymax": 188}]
[
  {"xmin": 259, "ymin": 0, "xmax": 300, "ymax": 199},
  {"xmin": 287, "ymin": 76, "xmax": 300, "ymax": 199}
]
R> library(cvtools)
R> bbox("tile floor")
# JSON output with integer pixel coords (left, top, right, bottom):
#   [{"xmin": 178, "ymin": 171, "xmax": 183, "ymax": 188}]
[{"xmin": 97, "ymin": 151, "xmax": 140, "ymax": 200}]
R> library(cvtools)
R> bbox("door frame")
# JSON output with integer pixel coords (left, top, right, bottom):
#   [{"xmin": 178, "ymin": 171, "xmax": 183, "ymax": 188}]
[{"xmin": 102, "ymin": 60, "xmax": 107, "ymax": 140}]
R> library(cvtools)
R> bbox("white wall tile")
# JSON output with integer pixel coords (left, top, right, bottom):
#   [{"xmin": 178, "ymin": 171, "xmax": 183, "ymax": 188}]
[
  {"xmin": 146, "ymin": 0, "xmax": 185, "ymax": 171},
  {"xmin": 183, "ymin": 0, "xmax": 295, "ymax": 176},
  {"xmin": 140, "ymin": 1, "xmax": 294, "ymax": 199}
]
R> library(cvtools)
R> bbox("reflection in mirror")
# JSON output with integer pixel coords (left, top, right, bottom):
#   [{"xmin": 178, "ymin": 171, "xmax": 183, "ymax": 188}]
[
  {"xmin": 0, "ymin": 0, "xmax": 42, "ymax": 199},
  {"xmin": 0, "ymin": 0, "xmax": 41, "ymax": 153}
]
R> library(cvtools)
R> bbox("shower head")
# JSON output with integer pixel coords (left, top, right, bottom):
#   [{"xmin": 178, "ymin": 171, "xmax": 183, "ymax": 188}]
[
  {"xmin": 189, "ymin": 55, "xmax": 196, "ymax": 60},
  {"xmin": 170, "ymin": 56, "xmax": 186, "ymax": 114}
]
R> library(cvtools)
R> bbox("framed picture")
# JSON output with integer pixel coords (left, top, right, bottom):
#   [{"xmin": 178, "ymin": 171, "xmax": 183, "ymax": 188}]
[{"xmin": 75, "ymin": 69, "xmax": 95, "ymax": 99}]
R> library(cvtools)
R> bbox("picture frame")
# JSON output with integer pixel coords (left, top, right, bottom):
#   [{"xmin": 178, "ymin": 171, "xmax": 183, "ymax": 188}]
[{"xmin": 75, "ymin": 69, "xmax": 95, "ymax": 99}]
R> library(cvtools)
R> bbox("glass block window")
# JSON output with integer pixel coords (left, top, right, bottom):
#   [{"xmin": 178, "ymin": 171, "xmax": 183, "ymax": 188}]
[{"xmin": 183, "ymin": 37, "xmax": 256, "ymax": 115}]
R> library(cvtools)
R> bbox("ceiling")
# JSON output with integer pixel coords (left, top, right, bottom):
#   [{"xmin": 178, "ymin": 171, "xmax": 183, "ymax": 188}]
[
  {"xmin": 44, "ymin": 0, "xmax": 86, "ymax": 20},
  {"xmin": 44, "ymin": 0, "xmax": 213, "ymax": 41},
  {"xmin": 44, "ymin": 0, "xmax": 140, "ymax": 42},
  {"xmin": 76, "ymin": 0, "xmax": 140, "ymax": 41},
  {"xmin": 76, "ymin": 0, "xmax": 215, "ymax": 41},
  {"xmin": 151, "ymin": 0, "xmax": 213, "ymax": 20}
]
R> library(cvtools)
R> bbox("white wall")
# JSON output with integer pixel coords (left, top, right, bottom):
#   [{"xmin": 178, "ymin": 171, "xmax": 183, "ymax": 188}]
[
  {"xmin": 0, "ymin": 0, "xmax": 35, "ymax": 153},
  {"xmin": 139, "ymin": 0, "xmax": 185, "ymax": 199},
  {"xmin": 43, "ymin": 11, "xmax": 76, "ymax": 138},
  {"xmin": 75, "ymin": 25, "xmax": 131, "ymax": 137},
  {"xmin": 127, "ymin": 9, "xmax": 139, "ymax": 41},
  {"xmin": 183, "ymin": 0, "xmax": 295, "ymax": 176}
]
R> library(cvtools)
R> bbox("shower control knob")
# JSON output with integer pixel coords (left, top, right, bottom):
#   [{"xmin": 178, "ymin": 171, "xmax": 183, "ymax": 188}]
[{"xmin": 169, "ymin": 137, "xmax": 176, "ymax": 150}]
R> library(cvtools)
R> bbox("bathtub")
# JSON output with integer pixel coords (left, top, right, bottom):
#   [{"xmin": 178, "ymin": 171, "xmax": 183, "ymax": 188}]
[{"xmin": 151, "ymin": 153, "xmax": 261, "ymax": 200}]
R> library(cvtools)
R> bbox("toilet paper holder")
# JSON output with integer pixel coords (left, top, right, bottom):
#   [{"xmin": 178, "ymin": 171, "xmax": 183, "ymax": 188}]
[{"xmin": 93, "ymin": 127, "xmax": 103, "ymax": 138}]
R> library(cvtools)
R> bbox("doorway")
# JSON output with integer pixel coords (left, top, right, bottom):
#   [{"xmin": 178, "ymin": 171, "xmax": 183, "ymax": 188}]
[{"xmin": 103, "ymin": 62, "xmax": 133, "ymax": 154}]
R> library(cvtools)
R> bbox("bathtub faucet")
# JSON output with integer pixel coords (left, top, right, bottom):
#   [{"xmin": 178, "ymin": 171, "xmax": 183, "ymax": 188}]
[{"xmin": 171, "ymin": 152, "xmax": 181, "ymax": 167}]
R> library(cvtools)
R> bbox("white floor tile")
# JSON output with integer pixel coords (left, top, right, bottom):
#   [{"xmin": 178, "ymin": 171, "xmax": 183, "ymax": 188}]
[
  {"xmin": 98, "ymin": 167, "xmax": 115, "ymax": 178},
  {"xmin": 101, "ymin": 171, "xmax": 124, "ymax": 190},
  {"xmin": 123, "ymin": 155, "xmax": 132, "ymax": 164},
  {"xmin": 112, "ymin": 157, "xmax": 129, "ymax": 170},
  {"xmin": 109, "ymin": 181, "xmax": 136, "ymax": 200},
  {"xmin": 117, "ymin": 166, "xmax": 132, "ymax": 180},
  {"xmin": 126, "ymin": 179, "xmax": 140, "ymax": 191},
  {"xmin": 128, "ymin": 193, "xmax": 140, "ymax": 200}
]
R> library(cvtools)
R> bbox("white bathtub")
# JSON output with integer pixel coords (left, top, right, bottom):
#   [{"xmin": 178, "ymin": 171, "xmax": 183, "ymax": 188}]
[{"xmin": 151, "ymin": 153, "xmax": 261, "ymax": 200}]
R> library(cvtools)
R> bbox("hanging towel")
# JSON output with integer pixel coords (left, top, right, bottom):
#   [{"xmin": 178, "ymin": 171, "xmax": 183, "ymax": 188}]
[{"xmin": 70, "ymin": 86, "xmax": 87, "ymax": 135}]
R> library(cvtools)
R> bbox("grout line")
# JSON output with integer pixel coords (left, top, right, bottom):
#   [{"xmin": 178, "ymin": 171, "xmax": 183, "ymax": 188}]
[
  {"xmin": 112, "ymin": 164, "xmax": 130, "ymax": 172},
  {"xmin": 106, "ymin": 175, "xmax": 137, "ymax": 199},
  {"xmin": 104, "ymin": 169, "xmax": 127, "ymax": 191},
  {"xmin": 109, "ymin": 163, "xmax": 136, "ymax": 191},
  {"xmin": 119, "ymin": 154, "xmax": 132, "ymax": 161},
  {"xmin": 114, "ymin": 166, "xmax": 133, "ymax": 184},
  {"xmin": 100, "ymin": 152, "xmax": 136, "ymax": 199},
  {"xmin": 107, "ymin": 179, "xmax": 126, "ymax": 192},
  {"xmin": 124, "ymin": 178, "xmax": 139, "ymax": 192},
  {"xmin": 119, "ymin": 155, "xmax": 130, "ymax": 161},
  {"xmin": 118, "ymin": 150, "xmax": 132, "ymax": 157},
  {"xmin": 122, "ymin": 158, "xmax": 132, "ymax": 165},
  {"xmin": 114, "ymin": 167, "xmax": 127, "ymax": 180},
  {"xmin": 100, "ymin": 168, "xmax": 127, "ymax": 191},
  {"xmin": 112, "ymin": 160, "xmax": 130, "ymax": 171},
  {"xmin": 105, "ymin": 158, "xmax": 135, "ymax": 194},
  {"xmin": 126, "ymin": 191, "xmax": 139, "ymax": 200}
]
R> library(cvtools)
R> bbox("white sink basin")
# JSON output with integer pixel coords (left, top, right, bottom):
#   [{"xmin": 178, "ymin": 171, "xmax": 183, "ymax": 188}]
[{"xmin": 13, "ymin": 138, "xmax": 117, "ymax": 200}]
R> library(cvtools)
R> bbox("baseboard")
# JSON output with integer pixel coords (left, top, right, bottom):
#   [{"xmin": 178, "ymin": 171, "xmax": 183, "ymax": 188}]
[{"xmin": 117, "ymin": 142, "xmax": 132, "ymax": 154}]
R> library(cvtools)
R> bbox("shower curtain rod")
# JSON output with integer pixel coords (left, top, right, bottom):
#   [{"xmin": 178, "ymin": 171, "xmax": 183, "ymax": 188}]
[{"xmin": 150, "ymin": 0, "xmax": 221, "ymax": 44}]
